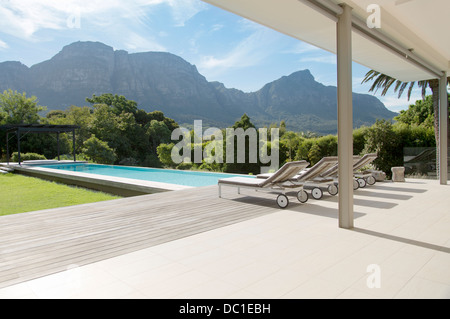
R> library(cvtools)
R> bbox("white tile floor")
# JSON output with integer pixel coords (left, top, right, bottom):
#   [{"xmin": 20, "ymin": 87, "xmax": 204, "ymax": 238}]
[{"xmin": 0, "ymin": 179, "xmax": 449, "ymax": 299}]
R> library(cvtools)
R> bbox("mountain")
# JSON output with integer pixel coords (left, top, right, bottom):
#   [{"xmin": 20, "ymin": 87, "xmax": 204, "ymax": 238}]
[{"xmin": 0, "ymin": 41, "xmax": 396, "ymax": 134}]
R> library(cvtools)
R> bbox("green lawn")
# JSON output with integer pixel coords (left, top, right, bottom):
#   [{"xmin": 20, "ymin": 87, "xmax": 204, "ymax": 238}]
[{"xmin": 0, "ymin": 174, "xmax": 121, "ymax": 216}]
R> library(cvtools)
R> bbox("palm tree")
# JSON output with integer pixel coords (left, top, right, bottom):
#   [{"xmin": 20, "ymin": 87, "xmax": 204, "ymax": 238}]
[{"xmin": 361, "ymin": 70, "xmax": 449, "ymax": 145}]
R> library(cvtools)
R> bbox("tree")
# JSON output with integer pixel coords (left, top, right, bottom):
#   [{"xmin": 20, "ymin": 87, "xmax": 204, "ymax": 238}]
[
  {"xmin": 157, "ymin": 143, "xmax": 176, "ymax": 168},
  {"xmin": 280, "ymin": 131, "xmax": 301, "ymax": 162},
  {"xmin": 394, "ymin": 95, "xmax": 449, "ymax": 129},
  {"xmin": 232, "ymin": 113, "xmax": 256, "ymax": 130},
  {"xmin": 147, "ymin": 120, "xmax": 171, "ymax": 153},
  {"xmin": 363, "ymin": 120, "xmax": 403, "ymax": 177},
  {"xmin": 226, "ymin": 114, "xmax": 260, "ymax": 174},
  {"xmin": 308, "ymin": 143, "xmax": 322, "ymax": 165},
  {"xmin": 361, "ymin": 70, "xmax": 449, "ymax": 145},
  {"xmin": 0, "ymin": 89, "xmax": 46, "ymax": 124},
  {"xmin": 86, "ymin": 93, "xmax": 137, "ymax": 115},
  {"xmin": 82, "ymin": 135, "xmax": 117, "ymax": 164},
  {"xmin": 88, "ymin": 104, "xmax": 138, "ymax": 160}
]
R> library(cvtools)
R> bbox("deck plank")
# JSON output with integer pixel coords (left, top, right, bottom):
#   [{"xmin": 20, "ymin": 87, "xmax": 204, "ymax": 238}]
[{"xmin": 0, "ymin": 185, "xmax": 285, "ymax": 289}]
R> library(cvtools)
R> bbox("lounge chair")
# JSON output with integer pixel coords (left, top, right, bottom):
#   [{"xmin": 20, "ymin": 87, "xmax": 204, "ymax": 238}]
[
  {"xmin": 353, "ymin": 153, "xmax": 378, "ymax": 187},
  {"xmin": 323, "ymin": 153, "xmax": 379, "ymax": 197},
  {"xmin": 218, "ymin": 160, "xmax": 310, "ymax": 208},
  {"xmin": 257, "ymin": 157, "xmax": 339, "ymax": 200},
  {"xmin": 318, "ymin": 156, "xmax": 362, "ymax": 196}
]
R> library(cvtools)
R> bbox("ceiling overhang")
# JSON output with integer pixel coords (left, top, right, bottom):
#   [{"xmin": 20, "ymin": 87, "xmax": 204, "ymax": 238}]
[{"xmin": 201, "ymin": 0, "xmax": 450, "ymax": 82}]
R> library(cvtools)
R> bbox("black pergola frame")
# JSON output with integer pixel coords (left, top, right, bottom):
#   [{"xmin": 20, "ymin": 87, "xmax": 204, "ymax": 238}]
[{"xmin": 0, "ymin": 124, "xmax": 80, "ymax": 165}]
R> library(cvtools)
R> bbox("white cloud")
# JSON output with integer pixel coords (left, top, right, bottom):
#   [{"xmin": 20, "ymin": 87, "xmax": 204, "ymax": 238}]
[
  {"xmin": 299, "ymin": 55, "xmax": 336, "ymax": 65},
  {"xmin": 0, "ymin": 39, "xmax": 8, "ymax": 50},
  {"xmin": 378, "ymin": 95, "xmax": 414, "ymax": 112},
  {"xmin": 123, "ymin": 32, "xmax": 167, "ymax": 52},
  {"xmin": 210, "ymin": 24, "xmax": 224, "ymax": 33},
  {"xmin": 0, "ymin": 0, "xmax": 205, "ymax": 40},
  {"xmin": 198, "ymin": 28, "xmax": 280, "ymax": 75},
  {"xmin": 165, "ymin": 0, "xmax": 207, "ymax": 26},
  {"xmin": 285, "ymin": 42, "xmax": 322, "ymax": 55}
]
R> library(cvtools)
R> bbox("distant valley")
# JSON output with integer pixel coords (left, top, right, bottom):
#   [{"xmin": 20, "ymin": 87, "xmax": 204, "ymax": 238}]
[{"xmin": 0, "ymin": 41, "xmax": 396, "ymax": 134}]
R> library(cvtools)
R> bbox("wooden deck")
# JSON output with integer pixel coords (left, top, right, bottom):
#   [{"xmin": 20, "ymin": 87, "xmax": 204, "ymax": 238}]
[{"xmin": 0, "ymin": 185, "xmax": 287, "ymax": 289}]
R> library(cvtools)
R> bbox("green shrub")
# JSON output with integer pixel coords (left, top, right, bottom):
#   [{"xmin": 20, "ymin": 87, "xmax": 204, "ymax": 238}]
[
  {"xmin": 176, "ymin": 162, "xmax": 194, "ymax": 170},
  {"xmin": 157, "ymin": 143, "xmax": 176, "ymax": 168},
  {"xmin": 53, "ymin": 154, "xmax": 88, "ymax": 161},
  {"xmin": 11, "ymin": 152, "xmax": 46, "ymax": 162},
  {"xmin": 81, "ymin": 135, "xmax": 117, "ymax": 164},
  {"xmin": 142, "ymin": 154, "xmax": 162, "ymax": 168},
  {"xmin": 363, "ymin": 120, "xmax": 403, "ymax": 178}
]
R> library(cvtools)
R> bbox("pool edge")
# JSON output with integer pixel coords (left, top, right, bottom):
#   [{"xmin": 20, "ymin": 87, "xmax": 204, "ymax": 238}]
[{"xmin": 13, "ymin": 165, "xmax": 193, "ymax": 197}]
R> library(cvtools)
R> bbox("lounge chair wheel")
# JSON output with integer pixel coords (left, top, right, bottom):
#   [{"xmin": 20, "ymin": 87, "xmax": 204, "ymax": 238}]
[
  {"xmin": 367, "ymin": 175, "xmax": 376, "ymax": 185},
  {"xmin": 311, "ymin": 187, "xmax": 323, "ymax": 200},
  {"xmin": 297, "ymin": 190, "xmax": 308, "ymax": 203},
  {"xmin": 357, "ymin": 178, "xmax": 366, "ymax": 188},
  {"xmin": 276, "ymin": 194, "xmax": 289, "ymax": 209},
  {"xmin": 327, "ymin": 184, "xmax": 338, "ymax": 196},
  {"xmin": 353, "ymin": 180, "xmax": 359, "ymax": 190}
]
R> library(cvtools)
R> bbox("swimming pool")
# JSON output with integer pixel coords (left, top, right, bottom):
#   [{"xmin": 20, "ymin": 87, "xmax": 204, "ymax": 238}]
[{"xmin": 36, "ymin": 163, "xmax": 252, "ymax": 187}]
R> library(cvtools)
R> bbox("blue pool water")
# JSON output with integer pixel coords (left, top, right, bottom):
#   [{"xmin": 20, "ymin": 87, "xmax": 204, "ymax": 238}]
[{"xmin": 37, "ymin": 163, "xmax": 253, "ymax": 187}]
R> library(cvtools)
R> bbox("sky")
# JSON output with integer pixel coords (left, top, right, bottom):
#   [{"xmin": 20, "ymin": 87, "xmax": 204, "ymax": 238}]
[{"xmin": 0, "ymin": 0, "xmax": 430, "ymax": 113}]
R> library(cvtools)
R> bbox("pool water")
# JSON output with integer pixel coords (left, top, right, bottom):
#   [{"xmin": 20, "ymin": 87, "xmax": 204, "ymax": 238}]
[{"xmin": 38, "ymin": 163, "xmax": 253, "ymax": 187}]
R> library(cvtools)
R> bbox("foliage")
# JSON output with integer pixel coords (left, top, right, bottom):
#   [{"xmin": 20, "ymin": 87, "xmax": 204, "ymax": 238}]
[
  {"xmin": 363, "ymin": 120, "xmax": 403, "ymax": 177},
  {"xmin": 147, "ymin": 120, "xmax": 171, "ymax": 153},
  {"xmin": 82, "ymin": 135, "xmax": 117, "ymax": 164},
  {"xmin": 225, "ymin": 114, "xmax": 260, "ymax": 174},
  {"xmin": 11, "ymin": 152, "xmax": 46, "ymax": 162},
  {"xmin": 307, "ymin": 143, "xmax": 322, "ymax": 165},
  {"xmin": 394, "ymin": 123, "xmax": 435, "ymax": 148},
  {"xmin": 0, "ymin": 89, "xmax": 442, "ymax": 178},
  {"xmin": 362, "ymin": 70, "xmax": 449, "ymax": 145},
  {"xmin": 361, "ymin": 70, "xmax": 430, "ymax": 100},
  {"xmin": 86, "ymin": 93, "xmax": 138, "ymax": 115},
  {"xmin": 0, "ymin": 89, "xmax": 46, "ymax": 124},
  {"xmin": 353, "ymin": 126, "xmax": 370, "ymax": 155},
  {"xmin": 394, "ymin": 94, "xmax": 450, "ymax": 129},
  {"xmin": 232, "ymin": 113, "xmax": 256, "ymax": 130},
  {"xmin": 280, "ymin": 131, "xmax": 302, "ymax": 162},
  {"xmin": 156, "ymin": 143, "xmax": 176, "ymax": 168}
]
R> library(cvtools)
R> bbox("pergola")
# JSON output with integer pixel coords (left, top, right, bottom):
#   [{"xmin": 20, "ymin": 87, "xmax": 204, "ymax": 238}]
[
  {"xmin": 201, "ymin": 0, "xmax": 450, "ymax": 229},
  {"xmin": 0, "ymin": 124, "xmax": 80, "ymax": 165}
]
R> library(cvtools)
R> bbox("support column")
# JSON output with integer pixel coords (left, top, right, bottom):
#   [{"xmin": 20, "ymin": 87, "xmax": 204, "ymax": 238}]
[
  {"xmin": 337, "ymin": 4, "xmax": 354, "ymax": 229},
  {"xmin": 57, "ymin": 132, "xmax": 60, "ymax": 161},
  {"xmin": 17, "ymin": 129, "xmax": 21, "ymax": 165},
  {"xmin": 6, "ymin": 132, "xmax": 9, "ymax": 165},
  {"xmin": 73, "ymin": 129, "xmax": 76, "ymax": 162},
  {"xmin": 439, "ymin": 72, "xmax": 448, "ymax": 185}
]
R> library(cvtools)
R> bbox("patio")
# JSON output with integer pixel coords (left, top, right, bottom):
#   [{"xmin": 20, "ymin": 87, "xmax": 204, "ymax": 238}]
[{"xmin": 0, "ymin": 178, "xmax": 449, "ymax": 299}]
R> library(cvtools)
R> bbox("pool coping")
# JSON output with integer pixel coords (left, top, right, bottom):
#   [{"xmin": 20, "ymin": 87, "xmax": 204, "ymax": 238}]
[{"xmin": 12, "ymin": 162, "xmax": 193, "ymax": 196}]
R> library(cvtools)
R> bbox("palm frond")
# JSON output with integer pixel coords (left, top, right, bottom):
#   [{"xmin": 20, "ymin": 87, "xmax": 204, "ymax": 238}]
[{"xmin": 362, "ymin": 70, "xmax": 437, "ymax": 101}]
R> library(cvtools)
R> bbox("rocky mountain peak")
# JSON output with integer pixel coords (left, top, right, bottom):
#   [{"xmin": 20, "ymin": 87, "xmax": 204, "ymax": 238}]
[{"xmin": 0, "ymin": 41, "xmax": 396, "ymax": 134}]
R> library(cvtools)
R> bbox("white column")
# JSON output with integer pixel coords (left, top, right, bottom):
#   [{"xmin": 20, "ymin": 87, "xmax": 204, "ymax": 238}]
[
  {"xmin": 337, "ymin": 4, "xmax": 354, "ymax": 229},
  {"xmin": 439, "ymin": 72, "xmax": 448, "ymax": 185}
]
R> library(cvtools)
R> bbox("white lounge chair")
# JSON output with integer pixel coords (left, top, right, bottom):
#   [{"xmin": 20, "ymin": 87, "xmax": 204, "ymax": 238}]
[
  {"xmin": 322, "ymin": 153, "xmax": 380, "ymax": 197},
  {"xmin": 293, "ymin": 156, "xmax": 340, "ymax": 199},
  {"xmin": 318, "ymin": 156, "xmax": 362, "ymax": 197},
  {"xmin": 257, "ymin": 157, "xmax": 339, "ymax": 200},
  {"xmin": 353, "ymin": 153, "xmax": 378, "ymax": 187},
  {"xmin": 218, "ymin": 160, "xmax": 310, "ymax": 208}
]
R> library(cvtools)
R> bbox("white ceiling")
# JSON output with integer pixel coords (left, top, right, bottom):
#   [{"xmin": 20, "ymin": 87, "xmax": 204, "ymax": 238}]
[{"xmin": 202, "ymin": 0, "xmax": 450, "ymax": 82}]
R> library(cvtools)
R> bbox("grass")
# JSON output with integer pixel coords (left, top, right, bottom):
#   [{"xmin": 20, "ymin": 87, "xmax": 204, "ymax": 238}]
[{"xmin": 0, "ymin": 173, "xmax": 121, "ymax": 216}]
